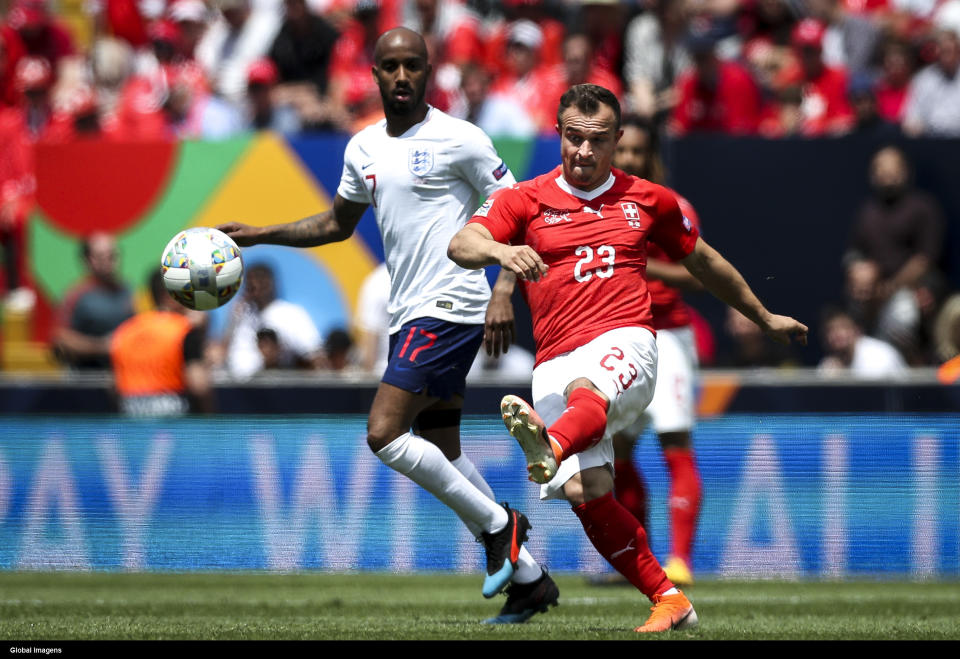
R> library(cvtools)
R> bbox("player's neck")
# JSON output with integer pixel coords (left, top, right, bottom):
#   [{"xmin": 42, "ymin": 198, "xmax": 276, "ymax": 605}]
[
  {"xmin": 385, "ymin": 104, "xmax": 430, "ymax": 137},
  {"xmin": 556, "ymin": 171, "xmax": 616, "ymax": 201}
]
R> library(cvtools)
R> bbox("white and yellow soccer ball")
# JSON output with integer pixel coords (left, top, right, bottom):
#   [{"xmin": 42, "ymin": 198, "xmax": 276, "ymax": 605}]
[{"xmin": 160, "ymin": 227, "xmax": 243, "ymax": 310}]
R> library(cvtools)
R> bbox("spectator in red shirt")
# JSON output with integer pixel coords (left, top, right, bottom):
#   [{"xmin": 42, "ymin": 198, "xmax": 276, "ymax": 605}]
[
  {"xmin": 578, "ymin": 0, "xmax": 626, "ymax": 79},
  {"xmin": 329, "ymin": 0, "xmax": 383, "ymax": 130},
  {"xmin": 777, "ymin": 18, "xmax": 854, "ymax": 135},
  {"xmin": 874, "ymin": 39, "xmax": 915, "ymax": 123},
  {"xmin": 43, "ymin": 85, "xmax": 104, "ymax": 142},
  {"xmin": 403, "ymin": 0, "xmax": 487, "ymax": 113},
  {"xmin": 484, "ymin": 0, "xmax": 566, "ymax": 79},
  {"xmin": 757, "ymin": 83, "xmax": 805, "ymax": 137},
  {"xmin": 169, "ymin": 0, "xmax": 211, "ymax": 61},
  {"xmin": 538, "ymin": 32, "xmax": 624, "ymax": 134},
  {"xmin": 0, "ymin": 24, "xmax": 27, "ymax": 107},
  {"xmin": 12, "ymin": 55, "xmax": 52, "ymax": 139},
  {"xmin": 405, "ymin": 0, "xmax": 484, "ymax": 68},
  {"xmin": 670, "ymin": 26, "xmax": 761, "ymax": 134},
  {"xmin": 95, "ymin": 0, "xmax": 150, "ymax": 49},
  {"xmin": 0, "ymin": 57, "xmax": 46, "ymax": 301},
  {"xmin": 6, "ymin": 0, "xmax": 76, "ymax": 71},
  {"xmin": 490, "ymin": 19, "xmax": 556, "ymax": 133}
]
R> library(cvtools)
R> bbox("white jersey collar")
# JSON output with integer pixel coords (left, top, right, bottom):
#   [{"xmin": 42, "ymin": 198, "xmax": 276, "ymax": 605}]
[{"xmin": 555, "ymin": 171, "xmax": 616, "ymax": 201}]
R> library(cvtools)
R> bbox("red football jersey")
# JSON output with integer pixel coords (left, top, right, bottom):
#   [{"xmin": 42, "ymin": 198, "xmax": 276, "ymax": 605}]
[
  {"xmin": 648, "ymin": 193, "xmax": 701, "ymax": 330},
  {"xmin": 471, "ymin": 166, "xmax": 700, "ymax": 366}
]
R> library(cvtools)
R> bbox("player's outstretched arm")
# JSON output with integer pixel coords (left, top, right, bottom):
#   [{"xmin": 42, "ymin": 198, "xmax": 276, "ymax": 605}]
[
  {"xmin": 217, "ymin": 195, "xmax": 369, "ymax": 248},
  {"xmin": 681, "ymin": 237, "xmax": 808, "ymax": 346},
  {"xmin": 448, "ymin": 224, "xmax": 548, "ymax": 282}
]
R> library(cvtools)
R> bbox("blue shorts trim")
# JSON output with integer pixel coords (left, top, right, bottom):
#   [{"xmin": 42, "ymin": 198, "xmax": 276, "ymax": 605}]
[{"xmin": 382, "ymin": 318, "xmax": 483, "ymax": 400}]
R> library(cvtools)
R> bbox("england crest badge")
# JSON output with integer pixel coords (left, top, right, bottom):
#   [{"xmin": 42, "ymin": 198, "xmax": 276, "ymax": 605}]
[{"xmin": 408, "ymin": 146, "xmax": 434, "ymax": 177}]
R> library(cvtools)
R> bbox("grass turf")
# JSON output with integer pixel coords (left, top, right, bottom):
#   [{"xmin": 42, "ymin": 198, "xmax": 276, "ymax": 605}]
[{"xmin": 1, "ymin": 572, "xmax": 959, "ymax": 640}]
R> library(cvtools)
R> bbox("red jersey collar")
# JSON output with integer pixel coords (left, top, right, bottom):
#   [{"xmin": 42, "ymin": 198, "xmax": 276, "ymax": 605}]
[{"xmin": 537, "ymin": 166, "xmax": 634, "ymax": 209}]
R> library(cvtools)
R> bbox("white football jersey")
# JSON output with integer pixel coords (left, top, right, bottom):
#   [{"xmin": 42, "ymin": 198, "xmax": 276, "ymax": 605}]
[{"xmin": 338, "ymin": 107, "xmax": 516, "ymax": 333}]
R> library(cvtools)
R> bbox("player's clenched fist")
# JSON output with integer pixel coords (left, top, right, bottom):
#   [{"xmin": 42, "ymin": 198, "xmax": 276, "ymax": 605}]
[
  {"xmin": 497, "ymin": 244, "xmax": 548, "ymax": 282},
  {"xmin": 215, "ymin": 222, "xmax": 262, "ymax": 247},
  {"xmin": 761, "ymin": 313, "xmax": 809, "ymax": 346}
]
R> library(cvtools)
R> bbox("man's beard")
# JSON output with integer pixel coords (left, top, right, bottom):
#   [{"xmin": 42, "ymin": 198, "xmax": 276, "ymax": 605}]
[{"xmin": 381, "ymin": 85, "xmax": 424, "ymax": 116}]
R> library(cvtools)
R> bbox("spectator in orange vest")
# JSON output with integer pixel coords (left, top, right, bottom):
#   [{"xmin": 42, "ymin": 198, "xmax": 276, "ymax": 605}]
[{"xmin": 110, "ymin": 267, "xmax": 213, "ymax": 416}]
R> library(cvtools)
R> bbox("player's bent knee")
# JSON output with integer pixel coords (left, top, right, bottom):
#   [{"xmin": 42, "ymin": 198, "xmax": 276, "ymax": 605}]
[
  {"xmin": 564, "ymin": 377, "xmax": 607, "ymax": 401},
  {"xmin": 562, "ymin": 474, "xmax": 586, "ymax": 507},
  {"xmin": 565, "ymin": 466, "xmax": 614, "ymax": 506},
  {"xmin": 366, "ymin": 426, "xmax": 405, "ymax": 454},
  {"xmin": 658, "ymin": 431, "xmax": 692, "ymax": 450}
]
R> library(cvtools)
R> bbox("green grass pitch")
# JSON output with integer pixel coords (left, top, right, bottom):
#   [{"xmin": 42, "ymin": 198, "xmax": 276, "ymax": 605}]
[{"xmin": 1, "ymin": 573, "xmax": 959, "ymax": 640}]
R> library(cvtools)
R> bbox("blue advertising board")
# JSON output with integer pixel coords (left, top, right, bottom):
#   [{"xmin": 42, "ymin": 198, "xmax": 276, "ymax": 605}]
[{"xmin": 0, "ymin": 415, "xmax": 957, "ymax": 577}]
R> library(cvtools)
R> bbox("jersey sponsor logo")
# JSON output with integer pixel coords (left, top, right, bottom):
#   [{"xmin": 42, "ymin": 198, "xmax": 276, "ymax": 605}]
[
  {"xmin": 543, "ymin": 209, "xmax": 571, "ymax": 224},
  {"xmin": 361, "ymin": 161, "xmax": 374, "ymax": 170},
  {"xmin": 475, "ymin": 198, "xmax": 494, "ymax": 217},
  {"xmin": 492, "ymin": 160, "xmax": 508, "ymax": 180},
  {"xmin": 582, "ymin": 205, "xmax": 604, "ymax": 218},
  {"xmin": 435, "ymin": 300, "xmax": 453, "ymax": 310},
  {"xmin": 621, "ymin": 202, "xmax": 642, "ymax": 228},
  {"xmin": 408, "ymin": 146, "xmax": 434, "ymax": 177}
]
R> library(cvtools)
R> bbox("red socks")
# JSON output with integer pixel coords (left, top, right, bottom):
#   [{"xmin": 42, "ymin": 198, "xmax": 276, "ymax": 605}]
[
  {"xmin": 613, "ymin": 458, "xmax": 649, "ymax": 533},
  {"xmin": 547, "ymin": 387, "xmax": 609, "ymax": 461},
  {"xmin": 573, "ymin": 491, "xmax": 672, "ymax": 599},
  {"xmin": 663, "ymin": 448, "xmax": 701, "ymax": 564}
]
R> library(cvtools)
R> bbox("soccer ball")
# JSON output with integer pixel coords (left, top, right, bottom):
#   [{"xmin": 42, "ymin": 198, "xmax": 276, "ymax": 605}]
[{"xmin": 160, "ymin": 227, "xmax": 244, "ymax": 310}]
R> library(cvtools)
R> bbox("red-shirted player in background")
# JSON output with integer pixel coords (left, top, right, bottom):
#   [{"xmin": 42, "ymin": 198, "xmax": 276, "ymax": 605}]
[
  {"xmin": 609, "ymin": 116, "xmax": 703, "ymax": 587},
  {"xmin": 449, "ymin": 84, "xmax": 807, "ymax": 632}
]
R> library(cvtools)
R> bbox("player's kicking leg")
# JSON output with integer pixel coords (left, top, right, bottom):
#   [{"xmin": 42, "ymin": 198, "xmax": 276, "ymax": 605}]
[{"xmin": 501, "ymin": 327, "xmax": 697, "ymax": 632}]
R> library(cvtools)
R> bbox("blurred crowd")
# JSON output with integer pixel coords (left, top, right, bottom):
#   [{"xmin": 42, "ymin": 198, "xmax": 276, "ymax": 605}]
[
  {"xmin": 0, "ymin": 0, "xmax": 958, "ymax": 144},
  {"xmin": 0, "ymin": 0, "xmax": 959, "ymax": 402}
]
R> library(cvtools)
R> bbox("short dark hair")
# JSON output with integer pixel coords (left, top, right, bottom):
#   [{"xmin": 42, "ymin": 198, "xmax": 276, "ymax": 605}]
[
  {"xmin": 246, "ymin": 263, "xmax": 275, "ymax": 280},
  {"xmin": 556, "ymin": 84, "xmax": 621, "ymax": 130},
  {"xmin": 820, "ymin": 304, "xmax": 855, "ymax": 329},
  {"xmin": 621, "ymin": 114, "xmax": 658, "ymax": 147}
]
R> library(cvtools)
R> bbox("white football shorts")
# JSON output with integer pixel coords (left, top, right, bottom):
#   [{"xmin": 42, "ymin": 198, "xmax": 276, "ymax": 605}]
[
  {"xmin": 530, "ymin": 326, "xmax": 658, "ymax": 500},
  {"xmin": 624, "ymin": 325, "xmax": 698, "ymax": 437}
]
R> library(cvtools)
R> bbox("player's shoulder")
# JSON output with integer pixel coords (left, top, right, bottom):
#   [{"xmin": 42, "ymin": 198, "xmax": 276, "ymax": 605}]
[
  {"xmin": 424, "ymin": 107, "xmax": 494, "ymax": 146},
  {"xmin": 500, "ymin": 169, "xmax": 556, "ymax": 201},
  {"xmin": 612, "ymin": 168, "xmax": 677, "ymax": 206},
  {"xmin": 345, "ymin": 119, "xmax": 387, "ymax": 153}
]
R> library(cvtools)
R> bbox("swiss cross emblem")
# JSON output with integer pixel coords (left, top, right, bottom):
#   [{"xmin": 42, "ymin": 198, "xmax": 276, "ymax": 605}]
[{"xmin": 621, "ymin": 202, "xmax": 641, "ymax": 228}]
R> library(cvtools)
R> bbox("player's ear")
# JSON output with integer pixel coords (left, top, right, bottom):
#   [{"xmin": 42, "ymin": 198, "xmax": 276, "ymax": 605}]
[
  {"xmin": 555, "ymin": 122, "xmax": 561, "ymax": 136},
  {"xmin": 615, "ymin": 128, "xmax": 624, "ymax": 143}
]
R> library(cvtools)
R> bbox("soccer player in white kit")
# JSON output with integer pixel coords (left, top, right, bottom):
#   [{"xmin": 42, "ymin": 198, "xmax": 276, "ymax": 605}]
[
  {"xmin": 448, "ymin": 84, "xmax": 808, "ymax": 632},
  {"xmin": 219, "ymin": 28, "xmax": 556, "ymax": 624}
]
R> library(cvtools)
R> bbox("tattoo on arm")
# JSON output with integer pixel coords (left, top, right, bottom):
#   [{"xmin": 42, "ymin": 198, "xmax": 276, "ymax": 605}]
[{"xmin": 267, "ymin": 197, "xmax": 369, "ymax": 247}]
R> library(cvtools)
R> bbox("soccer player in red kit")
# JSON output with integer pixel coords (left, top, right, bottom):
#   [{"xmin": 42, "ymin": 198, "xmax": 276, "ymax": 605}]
[
  {"xmin": 448, "ymin": 84, "xmax": 807, "ymax": 632},
  {"xmin": 610, "ymin": 116, "xmax": 704, "ymax": 586}
]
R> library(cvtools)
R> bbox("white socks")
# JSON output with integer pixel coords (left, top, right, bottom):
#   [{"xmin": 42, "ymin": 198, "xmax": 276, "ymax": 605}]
[
  {"xmin": 376, "ymin": 432, "xmax": 543, "ymax": 585},
  {"xmin": 376, "ymin": 432, "xmax": 508, "ymax": 535},
  {"xmin": 451, "ymin": 454, "xmax": 543, "ymax": 585}
]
